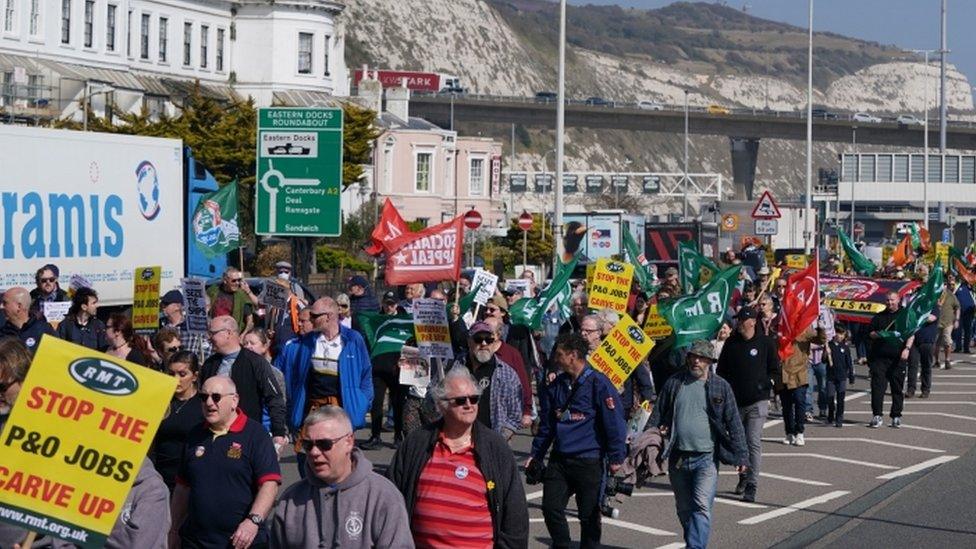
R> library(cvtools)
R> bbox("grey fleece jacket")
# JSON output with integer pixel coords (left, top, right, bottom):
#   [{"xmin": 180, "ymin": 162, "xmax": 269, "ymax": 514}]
[{"xmin": 271, "ymin": 448, "xmax": 413, "ymax": 549}]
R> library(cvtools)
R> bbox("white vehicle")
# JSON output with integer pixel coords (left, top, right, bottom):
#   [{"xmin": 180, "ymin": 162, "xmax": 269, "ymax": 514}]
[
  {"xmin": 896, "ymin": 114, "xmax": 923, "ymax": 126},
  {"xmin": 638, "ymin": 100, "xmax": 665, "ymax": 111},
  {"xmin": 852, "ymin": 112, "xmax": 882, "ymax": 123}
]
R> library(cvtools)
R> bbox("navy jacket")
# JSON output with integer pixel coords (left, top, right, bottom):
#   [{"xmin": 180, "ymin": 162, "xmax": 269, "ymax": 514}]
[
  {"xmin": 531, "ymin": 367, "xmax": 628, "ymax": 464},
  {"xmin": 827, "ymin": 341, "xmax": 856, "ymax": 384},
  {"xmin": 650, "ymin": 371, "xmax": 749, "ymax": 466},
  {"xmin": 0, "ymin": 317, "xmax": 55, "ymax": 353}
]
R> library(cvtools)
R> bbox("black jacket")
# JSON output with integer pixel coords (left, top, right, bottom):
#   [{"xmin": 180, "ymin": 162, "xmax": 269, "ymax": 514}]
[
  {"xmin": 56, "ymin": 315, "xmax": 108, "ymax": 352},
  {"xmin": 200, "ymin": 348, "xmax": 287, "ymax": 436},
  {"xmin": 387, "ymin": 420, "xmax": 529, "ymax": 549},
  {"xmin": 868, "ymin": 308, "xmax": 904, "ymax": 360},
  {"xmin": 827, "ymin": 340, "xmax": 856, "ymax": 383},
  {"xmin": 716, "ymin": 330, "xmax": 780, "ymax": 408},
  {"xmin": 0, "ymin": 317, "xmax": 55, "ymax": 354}
]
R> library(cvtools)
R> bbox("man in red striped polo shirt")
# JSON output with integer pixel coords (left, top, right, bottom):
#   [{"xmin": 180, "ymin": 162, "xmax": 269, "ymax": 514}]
[{"xmin": 388, "ymin": 367, "xmax": 529, "ymax": 548}]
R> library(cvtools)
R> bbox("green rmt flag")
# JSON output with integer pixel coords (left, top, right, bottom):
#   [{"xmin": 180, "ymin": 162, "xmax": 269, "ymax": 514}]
[
  {"xmin": 509, "ymin": 254, "xmax": 580, "ymax": 330},
  {"xmin": 622, "ymin": 229, "xmax": 658, "ymax": 296},
  {"xmin": 660, "ymin": 265, "xmax": 741, "ymax": 348},
  {"xmin": 878, "ymin": 262, "xmax": 944, "ymax": 343},
  {"xmin": 355, "ymin": 311, "xmax": 415, "ymax": 358},
  {"xmin": 678, "ymin": 240, "xmax": 720, "ymax": 294},
  {"xmin": 192, "ymin": 180, "xmax": 241, "ymax": 257},
  {"xmin": 836, "ymin": 227, "xmax": 876, "ymax": 276}
]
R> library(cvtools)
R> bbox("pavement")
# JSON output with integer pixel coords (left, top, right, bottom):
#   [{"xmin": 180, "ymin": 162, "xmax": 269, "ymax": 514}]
[{"xmin": 277, "ymin": 353, "xmax": 976, "ymax": 548}]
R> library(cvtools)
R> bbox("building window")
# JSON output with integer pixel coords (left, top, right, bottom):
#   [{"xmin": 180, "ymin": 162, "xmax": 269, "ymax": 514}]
[
  {"xmin": 182, "ymin": 22, "xmax": 191, "ymax": 66},
  {"xmin": 158, "ymin": 17, "xmax": 167, "ymax": 62},
  {"xmin": 298, "ymin": 32, "xmax": 312, "ymax": 74},
  {"xmin": 6, "ymin": 0, "xmax": 15, "ymax": 32},
  {"xmin": 27, "ymin": 74, "xmax": 40, "ymax": 100},
  {"xmin": 83, "ymin": 0, "xmax": 94, "ymax": 46},
  {"xmin": 199, "ymin": 25, "xmax": 208, "ymax": 68},
  {"xmin": 323, "ymin": 35, "xmax": 331, "ymax": 76},
  {"xmin": 216, "ymin": 28, "xmax": 224, "ymax": 71},
  {"xmin": 415, "ymin": 152, "xmax": 432, "ymax": 192},
  {"xmin": 139, "ymin": 13, "xmax": 149, "ymax": 58},
  {"xmin": 126, "ymin": 9, "xmax": 131, "ymax": 56},
  {"xmin": 144, "ymin": 95, "xmax": 165, "ymax": 119},
  {"xmin": 29, "ymin": 0, "xmax": 39, "ymax": 35},
  {"xmin": 469, "ymin": 158, "xmax": 485, "ymax": 196},
  {"xmin": 106, "ymin": 5, "xmax": 115, "ymax": 51},
  {"xmin": 60, "ymin": 0, "xmax": 70, "ymax": 43}
]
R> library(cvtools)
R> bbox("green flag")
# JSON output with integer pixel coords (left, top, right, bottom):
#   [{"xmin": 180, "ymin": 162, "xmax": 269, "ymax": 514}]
[
  {"xmin": 355, "ymin": 311, "xmax": 415, "ymax": 358},
  {"xmin": 878, "ymin": 262, "xmax": 944, "ymax": 343},
  {"xmin": 837, "ymin": 227, "xmax": 876, "ymax": 276},
  {"xmin": 660, "ymin": 265, "xmax": 741, "ymax": 348},
  {"xmin": 678, "ymin": 240, "xmax": 719, "ymax": 294},
  {"xmin": 909, "ymin": 223, "xmax": 922, "ymax": 250},
  {"xmin": 192, "ymin": 180, "xmax": 240, "ymax": 257},
  {"xmin": 623, "ymin": 229, "xmax": 658, "ymax": 296},
  {"xmin": 452, "ymin": 280, "xmax": 484, "ymax": 318},
  {"xmin": 510, "ymin": 254, "xmax": 580, "ymax": 330}
]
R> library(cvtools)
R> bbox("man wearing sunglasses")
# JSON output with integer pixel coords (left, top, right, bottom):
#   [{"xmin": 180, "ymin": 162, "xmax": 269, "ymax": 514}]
[
  {"xmin": 207, "ymin": 267, "xmax": 259, "ymax": 333},
  {"xmin": 388, "ymin": 367, "xmax": 528, "ymax": 548},
  {"xmin": 272, "ymin": 406, "xmax": 411, "ymax": 548},
  {"xmin": 451, "ymin": 322, "xmax": 523, "ymax": 442},
  {"xmin": 28, "ymin": 263, "xmax": 69, "ymax": 320},
  {"xmin": 170, "ymin": 376, "xmax": 281, "ymax": 549}
]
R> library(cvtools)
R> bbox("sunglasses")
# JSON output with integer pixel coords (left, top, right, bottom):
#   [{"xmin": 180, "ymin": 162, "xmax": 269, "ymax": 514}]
[
  {"xmin": 442, "ymin": 395, "xmax": 480, "ymax": 407},
  {"xmin": 39, "ymin": 277, "xmax": 56, "ymax": 283},
  {"xmin": 309, "ymin": 311, "xmax": 329, "ymax": 320},
  {"xmin": 485, "ymin": 307, "xmax": 499, "ymax": 313},
  {"xmin": 0, "ymin": 379, "xmax": 14, "ymax": 392},
  {"xmin": 165, "ymin": 345, "xmax": 183, "ymax": 353},
  {"xmin": 301, "ymin": 433, "xmax": 351, "ymax": 453},
  {"xmin": 200, "ymin": 391, "xmax": 234, "ymax": 404},
  {"xmin": 472, "ymin": 335, "xmax": 495, "ymax": 345},
  {"xmin": 338, "ymin": 304, "xmax": 349, "ymax": 309},
  {"xmin": 229, "ymin": 278, "xmax": 243, "ymax": 283}
]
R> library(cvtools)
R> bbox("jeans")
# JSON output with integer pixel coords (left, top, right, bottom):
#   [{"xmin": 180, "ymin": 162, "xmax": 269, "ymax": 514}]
[
  {"xmin": 825, "ymin": 378, "xmax": 847, "ymax": 423},
  {"xmin": 669, "ymin": 451, "xmax": 718, "ymax": 549},
  {"xmin": 954, "ymin": 307, "xmax": 975, "ymax": 352},
  {"xmin": 542, "ymin": 455, "xmax": 604, "ymax": 549},
  {"xmin": 870, "ymin": 356, "xmax": 906, "ymax": 418},
  {"xmin": 780, "ymin": 387, "xmax": 806, "ymax": 435},
  {"xmin": 908, "ymin": 343, "xmax": 935, "ymax": 394},
  {"xmin": 738, "ymin": 400, "xmax": 768, "ymax": 488},
  {"xmin": 806, "ymin": 362, "xmax": 827, "ymax": 415}
]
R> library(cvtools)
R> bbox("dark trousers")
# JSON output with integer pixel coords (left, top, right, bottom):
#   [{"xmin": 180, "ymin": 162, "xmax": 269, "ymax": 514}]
[
  {"xmin": 870, "ymin": 356, "xmax": 906, "ymax": 418},
  {"xmin": 954, "ymin": 308, "xmax": 975, "ymax": 352},
  {"xmin": 542, "ymin": 455, "xmax": 604, "ymax": 549},
  {"xmin": 370, "ymin": 366, "xmax": 404, "ymax": 438},
  {"xmin": 779, "ymin": 387, "xmax": 806, "ymax": 435},
  {"xmin": 825, "ymin": 378, "xmax": 847, "ymax": 423},
  {"xmin": 908, "ymin": 343, "xmax": 934, "ymax": 394}
]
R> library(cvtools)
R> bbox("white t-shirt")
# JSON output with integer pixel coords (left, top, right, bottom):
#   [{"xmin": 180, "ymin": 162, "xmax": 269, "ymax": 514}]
[{"xmin": 311, "ymin": 333, "xmax": 342, "ymax": 377}]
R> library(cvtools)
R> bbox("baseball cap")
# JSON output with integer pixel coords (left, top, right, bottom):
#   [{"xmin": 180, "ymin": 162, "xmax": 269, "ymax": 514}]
[
  {"xmin": 735, "ymin": 307, "xmax": 757, "ymax": 320},
  {"xmin": 382, "ymin": 290, "xmax": 397, "ymax": 304},
  {"xmin": 161, "ymin": 289, "xmax": 184, "ymax": 306},
  {"xmin": 275, "ymin": 261, "xmax": 293, "ymax": 271},
  {"xmin": 758, "ymin": 266, "xmax": 771, "ymax": 276},
  {"xmin": 687, "ymin": 339, "xmax": 717, "ymax": 362},
  {"xmin": 348, "ymin": 275, "xmax": 369, "ymax": 289},
  {"xmin": 469, "ymin": 321, "xmax": 492, "ymax": 336}
]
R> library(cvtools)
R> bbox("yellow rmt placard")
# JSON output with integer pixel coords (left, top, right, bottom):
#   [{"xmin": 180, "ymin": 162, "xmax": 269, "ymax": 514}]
[
  {"xmin": 588, "ymin": 258, "xmax": 635, "ymax": 314},
  {"xmin": 0, "ymin": 338, "xmax": 174, "ymax": 547},
  {"xmin": 589, "ymin": 314, "xmax": 655, "ymax": 390},
  {"xmin": 131, "ymin": 265, "xmax": 162, "ymax": 334},
  {"xmin": 642, "ymin": 304, "xmax": 674, "ymax": 340}
]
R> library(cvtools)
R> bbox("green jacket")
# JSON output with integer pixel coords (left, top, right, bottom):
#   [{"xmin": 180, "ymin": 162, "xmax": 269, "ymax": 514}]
[{"xmin": 206, "ymin": 285, "xmax": 252, "ymax": 332}]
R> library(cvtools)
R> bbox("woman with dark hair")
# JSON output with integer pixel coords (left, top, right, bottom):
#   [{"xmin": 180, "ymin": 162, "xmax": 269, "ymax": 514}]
[
  {"xmin": 151, "ymin": 327, "xmax": 183, "ymax": 369},
  {"xmin": 106, "ymin": 313, "xmax": 151, "ymax": 367},
  {"xmin": 56, "ymin": 287, "xmax": 108, "ymax": 351},
  {"xmin": 0, "ymin": 337, "xmax": 31, "ymax": 432},
  {"xmin": 150, "ymin": 351, "xmax": 204, "ymax": 491}
]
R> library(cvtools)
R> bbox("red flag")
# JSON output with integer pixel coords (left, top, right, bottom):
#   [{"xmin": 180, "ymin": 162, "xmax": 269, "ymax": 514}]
[
  {"xmin": 383, "ymin": 216, "xmax": 464, "ymax": 285},
  {"xmin": 955, "ymin": 258, "xmax": 976, "ymax": 287},
  {"xmin": 364, "ymin": 198, "xmax": 409, "ymax": 256},
  {"xmin": 778, "ymin": 256, "xmax": 820, "ymax": 361},
  {"xmin": 919, "ymin": 226, "xmax": 932, "ymax": 252}
]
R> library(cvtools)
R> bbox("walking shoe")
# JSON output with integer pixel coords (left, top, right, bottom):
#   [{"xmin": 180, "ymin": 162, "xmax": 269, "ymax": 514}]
[
  {"xmin": 360, "ymin": 436, "xmax": 383, "ymax": 450},
  {"xmin": 945, "ymin": 362, "xmax": 953, "ymax": 370},
  {"xmin": 920, "ymin": 391, "xmax": 930, "ymax": 399},
  {"xmin": 869, "ymin": 415, "xmax": 883, "ymax": 428},
  {"xmin": 794, "ymin": 433, "xmax": 805, "ymax": 446},
  {"xmin": 834, "ymin": 421, "xmax": 844, "ymax": 428},
  {"xmin": 742, "ymin": 485, "xmax": 757, "ymax": 503},
  {"xmin": 782, "ymin": 434, "xmax": 795, "ymax": 445},
  {"xmin": 734, "ymin": 476, "xmax": 748, "ymax": 495},
  {"xmin": 391, "ymin": 434, "xmax": 403, "ymax": 450},
  {"xmin": 905, "ymin": 390, "xmax": 915, "ymax": 399},
  {"xmin": 805, "ymin": 412, "xmax": 814, "ymax": 422},
  {"xmin": 891, "ymin": 417, "xmax": 902, "ymax": 429}
]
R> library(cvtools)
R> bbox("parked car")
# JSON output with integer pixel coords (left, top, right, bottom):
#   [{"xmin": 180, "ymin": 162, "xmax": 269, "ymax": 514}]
[
  {"xmin": 811, "ymin": 108, "xmax": 838, "ymax": 120},
  {"xmin": 896, "ymin": 114, "xmax": 923, "ymax": 126},
  {"xmin": 638, "ymin": 100, "xmax": 665, "ymax": 111},
  {"xmin": 707, "ymin": 104, "xmax": 731, "ymax": 115},
  {"xmin": 852, "ymin": 112, "xmax": 882, "ymax": 123},
  {"xmin": 584, "ymin": 96, "xmax": 613, "ymax": 107},
  {"xmin": 535, "ymin": 91, "xmax": 558, "ymax": 103}
]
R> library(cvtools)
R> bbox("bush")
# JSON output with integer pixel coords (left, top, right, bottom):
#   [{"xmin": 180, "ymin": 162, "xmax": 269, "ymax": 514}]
[
  {"xmin": 316, "ymin": 246, "xmax": 373, "ymax": 272},
  {"xmin": 254, "ymin": 243, "xmax": 291, "ymax": 277}
]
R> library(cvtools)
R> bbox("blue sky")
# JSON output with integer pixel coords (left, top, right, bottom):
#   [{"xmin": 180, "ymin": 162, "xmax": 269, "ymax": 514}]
[{"xmin": 567, "ymin": 0, "xmax": 976, "ymax": 86}]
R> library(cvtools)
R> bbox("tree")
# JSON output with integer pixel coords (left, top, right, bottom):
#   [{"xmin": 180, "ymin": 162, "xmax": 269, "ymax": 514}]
[
  {"xmin": 503, "ymin": 213, "xmax": 554, "ymax": 268},
  {"xmin": 343, "ymin": 102, "xmax": 381, "ymax": 188}
]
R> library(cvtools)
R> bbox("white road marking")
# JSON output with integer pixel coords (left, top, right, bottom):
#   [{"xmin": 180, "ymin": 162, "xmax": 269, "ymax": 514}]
[
  {"xmin": 900, "ymin": 424, "xmax": 976, "ymax": 438},
  {"xmin": 525, "ymin": 490, "xmax": 543, "ymax": 500},
  {"xmin": 763, "ymin": 393, "xmax": 865, "ymax": 430},
  {"xmin": 763, "ymin": 419, "xmax": 783, "ymax": 429},
  {"xmin": 876, "ymin": 455, "xmax": 959, "ymax": 480},
  {"xmin": 923, "ymin": 391, "xmax": 976, "ymax": 395},
  {"xmin": 763, "ymin": 453, "xmax": 897, "ymax": 470},
  {"xmin": 738, "ymin": 491, "xmax": 850, "ymax": 525},
  {"xmin": 932, "ymin": 374, "xmax": 976, "ymax": 377},
  {"xmin": 719, "ymin": 470, "xmax": 832, "ymax": 486},
  {"xmin": 875, "ymin": 401, "xmax": 976, "ymax": 405},
  {"xmin": 529, "ymin": 511, "xmax": 677, "ymax": 536},
  {"xmin": 715, "ymin": 496, "xmax": 768, "ymax": 509},
  {"xmin": 845, "ymin": 410, "xmax": 976, "ymax": 422},
  {"xmin": 632, "ymin": 492, "xmax": 675, "ymax": 497},
  {"xmin": 922, "ymin": 382, "xmax": 976, "ymax": 385},
  {"xmin": 761, "ymin": 436, "xmax": 945, "ymax": 453},
  {"xmin": 655, "ymin": 543, "xmax": 685, "ymax": 549}
]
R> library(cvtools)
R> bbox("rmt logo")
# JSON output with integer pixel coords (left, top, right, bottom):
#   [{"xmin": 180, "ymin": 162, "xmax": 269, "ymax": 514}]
[
  {"xmin": 627, "ymin": 325, "xmax": 645, "ymax": 344},
  {"xmin": 140, "ymin": 268, "xmax": 155, "ymax": 281},
  {"xmin": 607, "ymin": 262, "xmax": 625, "ymax": 273}
]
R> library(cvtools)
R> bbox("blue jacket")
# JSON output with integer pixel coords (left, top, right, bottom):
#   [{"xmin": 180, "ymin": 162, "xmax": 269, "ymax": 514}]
[
  {"xmin": 956, "ymin": 284, "xmax": 975, "ymax": 312},
  {"xmin": 650, "ymin": 371, "xmax": 749, "ymax": 466},
  {"xmin": 275, "ymin": 326, "xmax": 373, "ymax": 431},
  {"xmin": 531, "ymin": 367, "xmax": 628, "ymax": 464}
]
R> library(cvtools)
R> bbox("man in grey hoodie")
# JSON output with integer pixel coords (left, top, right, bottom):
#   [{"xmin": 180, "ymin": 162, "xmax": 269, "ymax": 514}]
[{"xmin": 271, "ymin": 406, "xmax": 413, "ymax": 548}]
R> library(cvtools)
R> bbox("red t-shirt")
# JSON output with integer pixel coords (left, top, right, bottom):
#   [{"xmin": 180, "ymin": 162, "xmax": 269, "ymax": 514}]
[
  {"xmin": 213, "ymin": 289, "xmax": 235, "ymax": 318},
  {"xmin": 412, "ymin": 436, "xmax": 493, "ymax": 548}
]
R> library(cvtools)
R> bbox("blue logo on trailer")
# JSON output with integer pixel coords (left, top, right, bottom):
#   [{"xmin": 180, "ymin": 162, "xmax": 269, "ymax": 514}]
[{"xmin": 135, "ymin": 161, "xmax": 161, "ymax": 220}]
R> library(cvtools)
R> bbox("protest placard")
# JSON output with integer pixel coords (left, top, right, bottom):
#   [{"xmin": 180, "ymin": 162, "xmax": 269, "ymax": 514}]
[
  {"xmin": 642, "ymin": 304, "xmax": 673, "ymax": 340},
  {"xmin": 397, "ymin": 346, "xmax": 431, "ymax": 388},
  {"xmin": 588, "ymin": 258, "xmax": 634, "ymax": 314},
  {"xmin": 589, "ymin": 314, "xmax": 655, "ymax": 390},
  {"xmin": 0, "ymin": 338, "xmax": 175, "ymax": 547},
  {"xmin": 412, "ymin": 298, "xmax": 454, "ymax": 360},
  {"xmin": 43, "ymin": 301, "xmax": 72, "ymax": 324},
  {"xmin": 504, "ymin": 278, "xmax": 531, "ymax": 296},
  {"xmin": 131, "ymin": 266, "xmax": 161, "ymax": 334},
  {"xmin": 471, "ymin": 269, "xmax": 499, "ymax": 306},
  {"xmin": 181, "ymin": 277, "xmax": 209, "ymax": 334},
  {"xmin": 261, "ymin": 278, "xmax": 290, "ymax": 310}
]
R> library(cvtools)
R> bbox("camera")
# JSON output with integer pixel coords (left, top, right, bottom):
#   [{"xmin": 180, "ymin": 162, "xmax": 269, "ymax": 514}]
[
  {"xmin": 601, "ymin": 475, "xmax": 635, "ymax": 518},
  {"xmin": 525, "ymin": 459, "xmax": 546, "ymax": 485}
]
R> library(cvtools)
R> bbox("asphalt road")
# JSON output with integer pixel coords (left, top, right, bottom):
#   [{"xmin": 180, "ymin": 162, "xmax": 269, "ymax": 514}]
[{"xmin": 277, "ymin": 353, "xmax": 976, "ymax": 548}]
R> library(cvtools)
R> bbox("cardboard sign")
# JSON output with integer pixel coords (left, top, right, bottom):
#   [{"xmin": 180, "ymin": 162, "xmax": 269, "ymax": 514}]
[
  {"xmin": 397, "ymin": 346, "xmax": 431, "ymax": 388},
  {"xmin": 181, "ymin": 278, "xmax": 209, "ymax": 334},
  {"xmin": 589, "ymin": 314, "xmax": 655, "ymax": 390},
  {"xmin": 641, "ymin": 304, "xmax": 673, "ymax": 340},
  {"xmin": 43, "ymin": 301, "xmax": 72, "ymax": 324},
  {"xmin": 935, "ymin": 242, "xmax": 950, "ymax": 268},
  {"xmin": 504, "ymin": 278, "xmax": 531, "ymax": 296},
  {"xmin": 0, "ymin": 338, "xmax": 174, "ymax": 547},
  {"xmin": 131, "ymin": 266, "xmax": 161, "ymax": 334},
  {"xmin": 588, "ymin": 258, "xmax": 634, "ymax": 314},
  {"xmin": 68, "ymin": 274, "xmax": 93, "ymax": 292},
  {"xmin": 412, "ymin": 298, "xmax": 454, "ymax": 360},
  {"xmin": 784, "ymin": 254, "xmax": 808, "ymax": 269},
  {"xmin": 585, "ymin": 263, "xmax": 596, "ymax": 290},
  {"xmin": 471, "ymin": 269, "xmax": 499, "ymax": 306},
  {"xmin": 260, "ymin": 278, "xmax": 290, "ymax": 310}
]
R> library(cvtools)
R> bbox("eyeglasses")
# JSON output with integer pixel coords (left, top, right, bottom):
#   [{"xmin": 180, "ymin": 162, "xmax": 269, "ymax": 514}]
[
  {"xmin": 200, "ymin": 391, "xmax": 235, "ymax": 404},
  {"xmin": 580, "ymin": 328, "xmax": 600, "ymax": 335},
  {"xmin": 0, "ymin": 379, "xmax": 14, "ymax": 393},
  {"xmin": 39, "ymin": 277, "xmax": 56, "ymax": 283},
  {"xmin": 207, "ymin": 328, "xmax": 230, "ymax": 337},
  {"xmin": 301, "ymin": 432, "xmax": 351, "ymax": 453},
  {"xmin": 229, "ymin": 278, "xmax": 243, "ymax": 283},
  {"xmin": 442, "ymin": 395, "xmax": 480, "ymax": 407},
  {"xmin": 165, "ymin": 345, "xmax": 183, "ymax": 353},
  {"xmin": 338, "ymin": 304, "xmax": 349, "ymax": 309},
  {"xmin": 309, "ymin": 310, "xmax": 330, "ymax": 320},
  {"xmin": 471, "ymin": 334, "xmax": 495, "ymax": 345}
]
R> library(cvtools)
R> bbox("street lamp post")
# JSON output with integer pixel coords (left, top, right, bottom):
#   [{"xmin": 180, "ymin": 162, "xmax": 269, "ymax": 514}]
[
  {"xmin": 804, "ymin": 0, "xmax": 814, "ymax": 255},
  {"xmin": 909, "ymin": 49, "xmax": 937, "ymax": 229},
  {"xmin": 850, "ymin": 126, "xmax": 857, "ymax": 236},
  {"xmin": 554, "ymin": 0, "xmax": 566, "ymax": 264},
  {"xmin": 683, "ymin": 89, "xmax": 690, "ymax": 219}
]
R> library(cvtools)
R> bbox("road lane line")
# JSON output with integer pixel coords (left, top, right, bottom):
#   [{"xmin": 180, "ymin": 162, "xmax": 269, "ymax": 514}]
[
  {"xmin": 525, "ymin": 490, "xmax": 543, "ymax": 500},
  {"xmin": 900, "ymin": 424, "xmax": 976, "ymax": 438},
  {"xmin": 715, "ymin": 496, "xmax": 768, "ymax": 509},
  {"xmin": 845, "ymin": 410, "xmax": 976, "ymax": 422},
  {"xmin": 763, "ymin": 453, "xmax": 897, "ymax": 469},
  {"xmin": 529, "ymin": 512, "xmax": 677, "ymax": 536},
  {"xmin": 873, "ymin": 401, "xmax": 976, "ymax": 405},
  {"xmin": 655, "ymin": 543, "xmax": 685, "ymax": 549},
  {"xmin": 761, "ymin": 436, "xmax": 945, "ymax": 453},
  {"xmin": 632, "ymin": 492, "xmax": 675, "ymax": 497},
  {"xmin": 737, "ymin": 491, "xmax": 850, "ymax": 525},
  {"xmin": 719, "ymin": 470, "xmax": 832, "ymax": 486},
  {"xmin": 763, "ymin": 419, "xmax": 783, "ymax": 429},
  {"xmin": 876, "ymin": 455, "xmax": 959, "ymax": 479}
]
